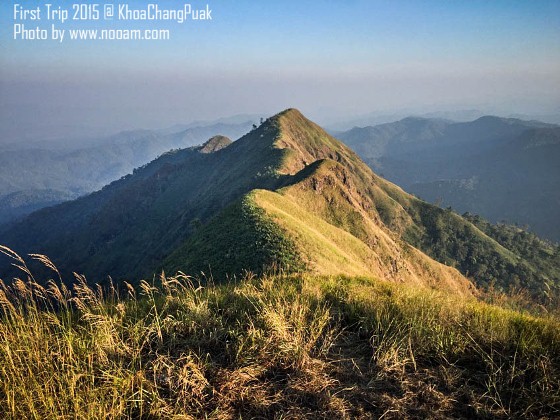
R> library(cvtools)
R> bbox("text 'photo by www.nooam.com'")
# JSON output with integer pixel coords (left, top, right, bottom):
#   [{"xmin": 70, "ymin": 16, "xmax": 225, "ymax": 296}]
[{"xmin": 12, "ymin": 3, "xmax": 213, "ymax": 42}]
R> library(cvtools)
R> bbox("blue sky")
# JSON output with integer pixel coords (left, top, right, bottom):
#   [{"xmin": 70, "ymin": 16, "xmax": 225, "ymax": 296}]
[{"xmin": 1, "ymin": 0, "xmax": 559, "ymax": 139}]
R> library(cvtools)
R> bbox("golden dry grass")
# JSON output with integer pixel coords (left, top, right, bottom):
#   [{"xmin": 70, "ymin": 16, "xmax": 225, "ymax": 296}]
[{"xmin": 0, "ymin": 246, "xmax": 559, "ymax": 419}]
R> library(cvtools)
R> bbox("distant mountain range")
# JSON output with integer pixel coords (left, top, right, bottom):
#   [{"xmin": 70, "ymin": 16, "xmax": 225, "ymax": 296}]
[
  {"xmin": 1, "ymin": 109, "xmax": 557, "ymax": 301},
  {"xmin": 327, "ymin": 110, "xmax": 560, "ymax": 131},
  {"xmin": 0, "ymin": 121, "xmax": 255, "ymax": 226},
  {"xmin": 156, "ymin": 114, "xmax": 262, "ymax": 135},
  {"xmin": 337, "ymin": 116, "xmax": 560, "ymax": 242}
]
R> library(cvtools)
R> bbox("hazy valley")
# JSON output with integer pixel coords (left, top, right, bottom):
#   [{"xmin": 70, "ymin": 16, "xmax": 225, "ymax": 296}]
[
  {"xmin": 0, "ymin": 120, "xmax": 255, "ymax": 225},
  {"xmin": 338, "ymin": 116, "xmax": 560, "ymax": 242}
]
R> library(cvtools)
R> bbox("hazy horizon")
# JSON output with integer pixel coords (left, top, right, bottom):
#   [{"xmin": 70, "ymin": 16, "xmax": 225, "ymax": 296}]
[{"xmin": 1, "ymin": 0, "xmax": 559, "ymax": 143}]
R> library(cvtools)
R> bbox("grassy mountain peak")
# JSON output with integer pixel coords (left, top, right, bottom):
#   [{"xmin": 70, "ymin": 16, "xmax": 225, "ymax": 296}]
[
  {"xmin": 164, "ymin": 110, "xmax": 480, "ymax": 295},
  {"xmin": 197, "ymin": 135, "xmax": 232, "ymax": 153},
  {"xmin": 1, "ymin": 109, "xmax": 558, "ymax": 302}
]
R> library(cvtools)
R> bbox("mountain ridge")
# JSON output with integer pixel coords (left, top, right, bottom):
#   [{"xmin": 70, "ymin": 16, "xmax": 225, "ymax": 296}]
[{"xmin": 1, "ymin": 109, "xmax": 558, "ymax": 300}]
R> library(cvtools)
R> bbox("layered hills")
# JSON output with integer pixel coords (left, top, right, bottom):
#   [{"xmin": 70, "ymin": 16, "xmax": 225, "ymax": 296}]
[
  {"xmin": 338, "ymin": 116, "xmax": 560, "ymax": 242},
  {"xmin": 0, "ymin": 121, "xmax": 254, "ymax": 226},
  {"xmin": 1, "ymin": 110, "xmax": 558, "ymax": 299}
]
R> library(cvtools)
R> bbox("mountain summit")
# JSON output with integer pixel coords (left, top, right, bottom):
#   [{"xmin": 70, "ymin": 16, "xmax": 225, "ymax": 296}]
[
  {"xmin": 197, "ymin": 135, "xmax": 232, "ymax": 154},
  {"xmin": 1, "ymin": 109, "xmax": 557, "ymax": 298}
]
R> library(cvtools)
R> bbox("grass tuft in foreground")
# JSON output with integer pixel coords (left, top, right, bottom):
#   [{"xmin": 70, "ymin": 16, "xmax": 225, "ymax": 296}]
[{"xmin": 0, "ymin": 247, "xmax": 559, "ymax": 419}]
